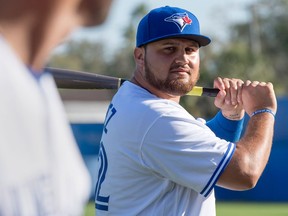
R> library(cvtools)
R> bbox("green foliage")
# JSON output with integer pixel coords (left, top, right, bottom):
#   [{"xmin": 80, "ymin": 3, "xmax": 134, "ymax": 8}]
[
  {"xmin": 212, "ymin": 42, "xmax": 276, "ymax": 82},
  {"xmin": 48, "ymin": 40, "xmax": 107, "ymax": 75},
  {"xmin": 223, "ymin": 0, "xmax": 288, "ymax": 94},
  {"xmin": 106, "ymin": 3, "xmax": 148, "ymax": 79}
]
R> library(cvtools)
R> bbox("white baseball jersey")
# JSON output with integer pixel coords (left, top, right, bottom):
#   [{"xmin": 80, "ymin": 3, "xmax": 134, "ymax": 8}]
[
  {"xmin": 0, "ymin": 36, "xmax": 90, "ymax": 215},
  {"xmin": 95, "ymin": 81, "xmax": 236, "ymax": 216}
]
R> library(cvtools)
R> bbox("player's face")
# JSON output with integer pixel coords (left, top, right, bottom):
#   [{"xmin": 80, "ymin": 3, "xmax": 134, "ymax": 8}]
[{"xmin": 143, "ymin": 38, "xmax": 200, "ymax": 96}]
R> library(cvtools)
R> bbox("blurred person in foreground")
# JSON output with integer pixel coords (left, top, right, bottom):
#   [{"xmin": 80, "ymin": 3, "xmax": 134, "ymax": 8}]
[
  {"xmin": 0, "ymin": 0, "xmax": 112, "ymax": 215},
  {"xmin": 95, "ymin": 6, "xmax": 277, "ymax": 216}
]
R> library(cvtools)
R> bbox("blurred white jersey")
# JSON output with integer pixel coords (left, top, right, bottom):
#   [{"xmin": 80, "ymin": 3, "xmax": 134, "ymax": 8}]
[
  {"xmin": 0, "ymin": 36, "xmax": 90, "ymax": 215},
  {"xmin": 95, "ymin": 81, "xmax": 235, "ymax": 216}
]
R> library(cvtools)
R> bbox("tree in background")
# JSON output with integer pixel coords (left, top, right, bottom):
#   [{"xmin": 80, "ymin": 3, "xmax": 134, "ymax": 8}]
[
  {"xmin": 259, "ymin": 0, "xmax": 288, "ymax": 94},
  {"xmin": 105, "ymin": 4, "xmax": 148, "ymax": 79},
  {"xmin": 49, "ymin": 4, "xmax": 147, "ymax": 78},
  {"xmin": 49, "ymin": 40, "xmax": 107, "ymax": 74},
  {"xmin": 212, "ymin": 0, "xmax": 288, "ymax": 95}
]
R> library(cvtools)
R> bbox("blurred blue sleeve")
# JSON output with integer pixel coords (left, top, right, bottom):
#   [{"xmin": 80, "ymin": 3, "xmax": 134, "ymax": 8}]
[{"xmin": 206, "ymin": 111, "xmax": 244, "ymax": 142}]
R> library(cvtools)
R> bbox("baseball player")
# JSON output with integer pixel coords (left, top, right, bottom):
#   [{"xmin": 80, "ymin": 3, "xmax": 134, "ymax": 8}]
[
  {"xmin": 95, "ymin": 6, "xmax": 277, "ymax": 216},
  {"xmin": 0, "ymin": 0, "xmax": 112, "ymax": 215}
]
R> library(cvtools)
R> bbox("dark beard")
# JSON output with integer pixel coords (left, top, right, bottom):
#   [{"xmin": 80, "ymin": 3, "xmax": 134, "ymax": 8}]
[{"xmin": 144, "ymin": 58, "xmax": 199, "ymax": 96}]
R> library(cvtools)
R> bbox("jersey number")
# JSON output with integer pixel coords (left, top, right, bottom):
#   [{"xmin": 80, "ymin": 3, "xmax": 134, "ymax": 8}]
[
  {"xmin": 95, "ymin": 142, "xmax": 109, "ymax": 211},
  {"xmin": 103, "ymin": 104, "xmax": 116, "ymax": 134},
  {"xmin": 95, "ymin": 104, "xmax": 117, "ymax": 211}
]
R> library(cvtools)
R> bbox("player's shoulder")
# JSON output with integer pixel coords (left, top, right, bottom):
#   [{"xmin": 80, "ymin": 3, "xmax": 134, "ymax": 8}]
[
  {"xmin": 115, "ymin": 81, "xmax": 192, "ymax": 119},
  {"xmin": 144, "ymin": 98, "xmax": 182, "ymax": 114}
]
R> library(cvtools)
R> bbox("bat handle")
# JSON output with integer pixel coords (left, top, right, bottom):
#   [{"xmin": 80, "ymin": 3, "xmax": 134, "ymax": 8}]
[
  {"xmin": 202, "ymin": 87, "xmax": 220, "ymax": 97},
  {"xmin": 119, "ymin": 79, "xmax": 126, "ymax": 87}
]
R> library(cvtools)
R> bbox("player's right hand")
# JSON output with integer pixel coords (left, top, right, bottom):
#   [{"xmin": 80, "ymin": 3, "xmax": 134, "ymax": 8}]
[
  {"xmin": 213, "ymin": 77, "xmax": 245, "ymax": 120},
  {"xmin": 241, "ymin": 80, "xmax": 277, "ymax": 116}
]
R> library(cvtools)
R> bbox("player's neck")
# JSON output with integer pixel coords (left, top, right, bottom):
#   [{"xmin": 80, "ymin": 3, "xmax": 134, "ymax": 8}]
[{"xmin": 131, "ymin": 75, "xmax": 181, "ymax": 103}]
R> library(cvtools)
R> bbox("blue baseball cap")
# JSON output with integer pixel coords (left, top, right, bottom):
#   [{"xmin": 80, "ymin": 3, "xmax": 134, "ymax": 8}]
[{"xmin": 136, "ymin": 6, "xmax": 211, "ymax": 47}]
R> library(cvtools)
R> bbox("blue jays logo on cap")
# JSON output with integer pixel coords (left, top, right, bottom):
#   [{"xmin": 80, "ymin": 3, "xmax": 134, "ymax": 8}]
[
  {"xmin": 136, "ymin": 6, "xmax": 211, "ymax": 47},
  {"xmin": 164, "ymin": 12, "xmax": 192, "ymax": 32}
]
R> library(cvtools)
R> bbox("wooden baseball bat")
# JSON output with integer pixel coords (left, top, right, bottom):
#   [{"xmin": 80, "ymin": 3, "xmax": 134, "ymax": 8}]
[{"xmin": 46, "ymin": 67, "xmax": 219, "ymax": 97}]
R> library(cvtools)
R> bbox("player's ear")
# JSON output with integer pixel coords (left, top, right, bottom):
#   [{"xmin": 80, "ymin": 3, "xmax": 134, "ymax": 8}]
[{"xmin": 134, "ymin": 47, "xmax": 145, "ymax": 67}]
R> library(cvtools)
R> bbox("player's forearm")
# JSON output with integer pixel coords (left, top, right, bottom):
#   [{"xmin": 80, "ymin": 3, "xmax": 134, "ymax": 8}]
[
  {"xmin": 218, "ymin": 112, "xmax": 275, "ymax": 190},
  {"xmin": 237, "ymin": 113, "xmax": 275, "ymax": 174}
]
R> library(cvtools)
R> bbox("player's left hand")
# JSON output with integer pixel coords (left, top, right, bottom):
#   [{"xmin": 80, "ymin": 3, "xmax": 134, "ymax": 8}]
[{"xmin": 213, "ymin": 77, "xmax": 245, "ymax": 120}]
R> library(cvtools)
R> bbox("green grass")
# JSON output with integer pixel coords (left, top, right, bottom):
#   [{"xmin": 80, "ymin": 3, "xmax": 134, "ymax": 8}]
[
  {"xmin": 83, "ymin": 202, "xmax": 95, "ymax": 216},
  {"xmin": 216, "ymin": 202, "xmax": 288, "ymax": 216},
  {"xmin": 84, "ymin": 202, "xmax": 288, "ymax": 216}
]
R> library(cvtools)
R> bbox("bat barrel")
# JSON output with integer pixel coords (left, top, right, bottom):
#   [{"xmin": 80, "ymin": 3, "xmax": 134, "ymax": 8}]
[{"xmin": 46, "ymin": 67, "xmax": 121, "ymax": 89}]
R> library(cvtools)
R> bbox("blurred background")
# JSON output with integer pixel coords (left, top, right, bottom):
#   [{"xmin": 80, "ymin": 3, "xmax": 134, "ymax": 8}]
[{"xmin": 47, "ymin": 0, "xmax": 288, "ymax": 214}]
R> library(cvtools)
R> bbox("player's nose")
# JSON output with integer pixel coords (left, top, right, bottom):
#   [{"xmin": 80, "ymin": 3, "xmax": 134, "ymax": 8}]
[{"xmin": 174, "ymin": 51, "xmax": 189, "ymax": 65}]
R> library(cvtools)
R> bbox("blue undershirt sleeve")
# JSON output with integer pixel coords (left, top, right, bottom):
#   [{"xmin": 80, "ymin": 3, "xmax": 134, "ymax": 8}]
[{"xmin": 206, "ymin": 111, "xmax": 244, "ymax": 142}]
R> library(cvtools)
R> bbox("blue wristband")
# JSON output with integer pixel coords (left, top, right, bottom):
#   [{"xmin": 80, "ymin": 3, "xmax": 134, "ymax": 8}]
[{"xmin": 251, "ymin": 108, "xmax": 275, "ymax": 118}]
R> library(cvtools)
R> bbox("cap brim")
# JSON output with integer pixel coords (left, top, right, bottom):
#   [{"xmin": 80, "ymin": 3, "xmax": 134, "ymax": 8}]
[{"xmin": 138, "ymin": 34, "xmax": 211, "ymax": 47}]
